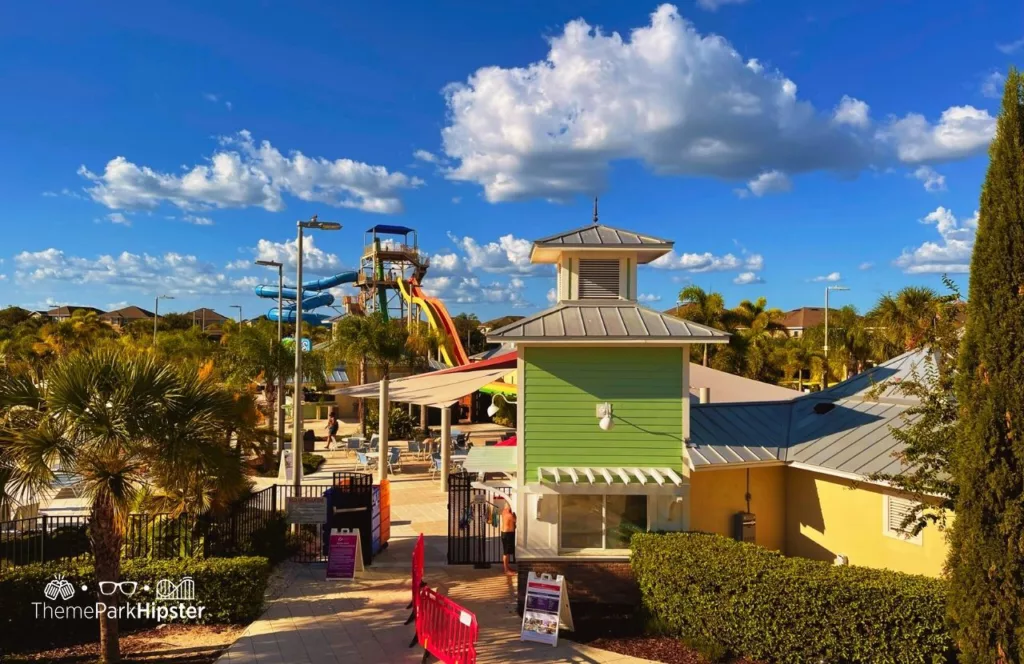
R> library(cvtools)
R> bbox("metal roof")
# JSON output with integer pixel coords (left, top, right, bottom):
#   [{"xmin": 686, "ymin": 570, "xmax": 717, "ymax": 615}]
[
  {"xmin": 533, "ymin": 223, "xmax": 673, "ymax": 247},
  {"xmin": 366, "ymin": 224, "xmax": 415, "ymax": 235},
  {"xmin": 688, "ymin": 363, "xmax": 797, "ymax": 403},
  {"xmin": 487, "ymin": 301, "xmax": 732, "ymax": 343},
  {"xmin": 818, "ymin": 348, "xmax": 935, "ymax": 402},
  {"xmin": 689, "ymin": 402, "xmax": 793, "ymax": 466}
]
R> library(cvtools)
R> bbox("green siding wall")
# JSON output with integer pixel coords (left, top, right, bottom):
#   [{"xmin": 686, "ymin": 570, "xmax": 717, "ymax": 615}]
[{"xmin": 523, "ymin": 347, "xmax": 684, "ymax": 480}]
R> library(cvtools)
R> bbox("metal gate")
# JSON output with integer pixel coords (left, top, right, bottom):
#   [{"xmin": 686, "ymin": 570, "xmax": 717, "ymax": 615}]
[
  {"xmin": 447, "ymin": 472, "xmax": 512, "ymax": 566},
  {"xmin": 327, "ymin": 471, "xmax": 375, "ymax": 565},
  {"xmin": 278, "ymin": 484, "xmax": 334, "ymax": 562}
]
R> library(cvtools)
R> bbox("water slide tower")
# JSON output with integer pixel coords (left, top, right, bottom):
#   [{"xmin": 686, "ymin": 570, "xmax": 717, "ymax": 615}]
[{"xmin": 348, "ymin": 225, "xmax": 428, "ymax": 321}]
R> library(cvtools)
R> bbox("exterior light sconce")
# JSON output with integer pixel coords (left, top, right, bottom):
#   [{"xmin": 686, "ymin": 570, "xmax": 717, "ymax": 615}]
[
  {"xmin": 487, "ymin": 393, "xmax": 517, "ymax": 418},
  {"xmin": 596, "ymin": 402, "xmax": 614, "ymax": 431}
]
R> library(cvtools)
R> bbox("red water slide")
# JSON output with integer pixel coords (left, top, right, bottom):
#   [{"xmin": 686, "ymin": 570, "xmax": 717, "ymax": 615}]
[{"xmin": 410, "ymin": 280, "xmax": 470, "ymax": 366}]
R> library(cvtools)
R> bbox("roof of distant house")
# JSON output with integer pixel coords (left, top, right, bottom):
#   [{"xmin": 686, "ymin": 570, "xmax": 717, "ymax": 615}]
[
  {"xmin": 46, "ymin": 305, "xmax": 105, "ymax": 317},
  {"xmin": 100, "ymin": 305, "xmax": 155, "ymax": 320},
  {"xmin": 184, "ymin": 308, "xmax": 229, "ymax": 322},
  {"xmin": 780, "ymin": 307, "xmax": 835, "ymax": 330}
]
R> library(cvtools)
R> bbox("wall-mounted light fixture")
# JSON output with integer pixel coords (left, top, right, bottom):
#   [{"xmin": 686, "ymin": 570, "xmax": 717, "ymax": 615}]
[
  {"xmin": 596, "ymin": 402, "xmax": 614, "ymax": 431},
  {"xmin": 487, "ymin": 393, "xmax": 517, "ymax": 418}
]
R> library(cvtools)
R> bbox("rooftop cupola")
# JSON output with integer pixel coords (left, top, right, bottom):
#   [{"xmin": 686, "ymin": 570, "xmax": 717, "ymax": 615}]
[{"xmin": 530, "ymin": 198, "xmax": 674, "ymax": 303}]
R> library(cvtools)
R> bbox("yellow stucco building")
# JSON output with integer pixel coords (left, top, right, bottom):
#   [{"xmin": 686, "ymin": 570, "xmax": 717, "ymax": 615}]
[{"xmin": 686, "ymin": 348, "xmax": 949, "ymax": 578}]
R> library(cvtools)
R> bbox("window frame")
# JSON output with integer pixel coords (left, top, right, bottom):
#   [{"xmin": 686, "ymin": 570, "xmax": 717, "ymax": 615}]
[
  {"xmin": 882, "ymin": 494, "xmax": 923, "ymax": 545},
  {"xmin": 557, "ymin": 493, "xmax": 650, "ymax": 554}
]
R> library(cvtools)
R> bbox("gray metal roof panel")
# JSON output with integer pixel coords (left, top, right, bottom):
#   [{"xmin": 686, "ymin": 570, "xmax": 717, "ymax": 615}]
[
  {"xmin": 533, "ymin": 223, "xmax": 673, "ymax": 247},
  {"xmin": 820, "ymin": 348, "xmax": 935, "ymax": 402},
  {"xmin": 688, "ymin": 403, "xmax": 792, "ymax": 467},
  {"xmin": 488, "ymin": 301, "xmax": 732, "ymax": 342}
]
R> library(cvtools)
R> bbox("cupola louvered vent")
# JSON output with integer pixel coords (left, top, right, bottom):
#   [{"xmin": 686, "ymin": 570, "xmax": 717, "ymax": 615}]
[{"xmin": 578, "ymin": 259, "xmax": 621, "ymax": 299}]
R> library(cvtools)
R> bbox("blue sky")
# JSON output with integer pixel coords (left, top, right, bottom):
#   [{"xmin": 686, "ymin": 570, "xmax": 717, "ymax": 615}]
[{"xmin": 1, "ymin": 0, "xmax": 1021, "ymax": 321}]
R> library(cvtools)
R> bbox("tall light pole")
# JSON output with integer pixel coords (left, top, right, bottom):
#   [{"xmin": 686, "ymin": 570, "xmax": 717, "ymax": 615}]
[
  {"xmin": 230, "ymin": 305, "xmax": 242, "ymax": 324},
  {"xmin": 823, "ymin": 285, "xmax": 850, "ymax": 389},
  {"xmin": 292, "ymin": 215, "xmax": 341, "ymax": 491},
  {"xmin": 256, "ymin": 259, "xmax": 285, "ymax": 452},
  {"xmin": 153, "ymin": 294, "xmax": 174, "ymax": 345}
]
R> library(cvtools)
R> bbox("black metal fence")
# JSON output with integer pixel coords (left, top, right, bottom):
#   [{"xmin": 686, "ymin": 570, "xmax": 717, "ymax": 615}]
[
  {"xmin": 447, "ymin": 472, "xmax": 513, "ymax": 566},
  {"xmin": 0, "ymin": 484, "xmax": 335, "ymax": 571}
]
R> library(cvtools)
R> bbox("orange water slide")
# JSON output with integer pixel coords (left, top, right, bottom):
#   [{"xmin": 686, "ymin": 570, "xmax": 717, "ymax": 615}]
[{"xmin": 398, "ymin": 278, "xmax": 470, "ymax": 366}]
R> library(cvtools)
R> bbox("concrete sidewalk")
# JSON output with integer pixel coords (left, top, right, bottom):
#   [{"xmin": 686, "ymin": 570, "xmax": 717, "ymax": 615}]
[{"xmin": 217, "ymin": 563, "xmax": 651, "ymax": 664}]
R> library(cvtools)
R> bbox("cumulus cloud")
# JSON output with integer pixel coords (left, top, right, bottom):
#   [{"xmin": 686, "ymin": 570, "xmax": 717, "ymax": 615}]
[
  {"xmin": 547, "ymin": 287, "xmax": 557, "ymax": 304},
  {"xmin": 422, "ymin": 274, "xmax": 529, "ymax": 308},
  {"xmin": 859, "ymin": 262, "xmax": 874, "ymax": 270},
  {"xmin": 981, "ymin": 70, "xmax": 1007, "ymax": 99},
  {"xmin": 894, "ymin": 206, "xmax": 977, "ymax": 274},
  {"xmin": 733, "ymin": 271, "xmax": 764, "ymax": 285},
  {"xmin": 911, "ymin": 166, "xmax": 946, "ymax": 193},
  {"xmin": 105, "ymin": 212, "xmax": 131, "ymax": 226},
  {"xmin": 413, "ymin": 149, "xmax": 441, "ymax": 164},
  {"xmin": 651, "ymin": 250, "xmax": 763, "ymax": 273},
  {"xmin": 252, "ymin": 236, "xmax": 344, "ymax": 274},
  {"xmin": 184, "ymin": 214, "xmax": 215, "ymax": 226},
  {"xmin": 14, "ymin": 248, "xmax": 256, "ymax": 295},
  {"xmin": 737, "ymin": 170, "xmax": 792, "ymax": 197},
  {"xmin": 78, "ymin": 130, "xmax": 422, "ymax": 215},
  {"xmin": 439, "ymin": 5, "xmax": 994, "ymax": 203},
  {"xmin": 810, "ymin": 271, "xmax": 842, "ymax": 282},
  {"xmin": 880, "ymin": 106, "xmax": 996, "ymax": 164},
  {"xmin": 637, "ymin": 293, "xmax": 662, "ymax": 303},
  {"xmin": 446, "ymin": 232, "xmax": 536, "ymax": 274},
  {"xmin": 996, "ymin": 37, "xmax": 1024, "ymax": 54}
]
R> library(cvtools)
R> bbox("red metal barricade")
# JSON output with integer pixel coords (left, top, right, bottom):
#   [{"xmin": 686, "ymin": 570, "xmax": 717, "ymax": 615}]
[
  {"xmin": 406, "ymin": 533, "xmax": 426, "ymax": 624},
  {"xmin": 415, "ymin": 585, "xmax": 479, "ymax": 664}
]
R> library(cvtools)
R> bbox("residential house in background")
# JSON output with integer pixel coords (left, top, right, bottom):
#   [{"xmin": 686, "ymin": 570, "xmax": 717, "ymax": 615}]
[
  {"xmin": 45, "ymin": 305, "xmax": 104, "ymax": 321},
  {"xmin": 779, "ymin": 307, "xmax": 832, "ymax": 338},
  {"xmin": 184, "ymin": 307, "xmax": 229, "ymax": 332},
  {"xmin": 99, "ymin": 305, "xmax": 154, "ymax": 330}
]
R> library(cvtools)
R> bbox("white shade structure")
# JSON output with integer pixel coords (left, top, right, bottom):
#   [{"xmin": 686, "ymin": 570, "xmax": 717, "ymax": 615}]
[{"xmin": 332, "ymin": 366, "xmax": 512, "ymax": 408}]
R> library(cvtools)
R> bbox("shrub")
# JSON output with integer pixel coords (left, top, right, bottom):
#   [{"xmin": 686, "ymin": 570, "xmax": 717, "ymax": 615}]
[
  {"xmin": 302, "ymin": 453, "xmax": 325, "ymax": 475},
  {"xmin": 0, "ymin": 556, "xmax": 270, "ymax": 648},
  {"xmin": 365, "ymin": 402, "xmax": 414, "ymax": 439},
  {"xmin": 631, "ymin": 532, "xmax": 955, "ymax": 664}
]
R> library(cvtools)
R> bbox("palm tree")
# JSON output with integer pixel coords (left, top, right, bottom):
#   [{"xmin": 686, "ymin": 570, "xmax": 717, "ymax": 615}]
[
  {"xmin": 674, "ymin": 286, "xmax": 729, "ymax": 366},
  {"xmin": 0, "ymin": 351, "xmax": 250, "ymax": 663},
  {"xmin": 780, "ymin": 339, "xmax": 819, "ymax": 392},
  {"xmin": 867, "ymin": 286, "xmax": 941, "ymax": 354},
  {"xmin": 32, "ymin": 310, "xmax": 115, "ymax": 368},
  {"xmin": 330, "ymin": 312, "xmax": 409, "ymax": 436}
]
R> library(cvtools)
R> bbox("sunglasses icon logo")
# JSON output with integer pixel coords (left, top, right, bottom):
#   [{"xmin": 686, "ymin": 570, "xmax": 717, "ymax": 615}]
[{"xmin": 98, "ymin": 581, "xmax": 138, "ymax": 597}]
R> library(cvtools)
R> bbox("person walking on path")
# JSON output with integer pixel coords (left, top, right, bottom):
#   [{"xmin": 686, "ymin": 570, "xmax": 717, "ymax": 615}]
[
  {"xmin": 326, "ymin": 412, "xmax": 339, "ymax": 447},
  {"xmin": 500, "ymin": 499, "xmax": 517, "ymax": 576}
]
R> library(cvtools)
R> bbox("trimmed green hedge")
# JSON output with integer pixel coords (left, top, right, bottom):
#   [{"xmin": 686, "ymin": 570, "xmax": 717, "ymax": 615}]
[
  {"xmin": 631, "ymin": 533, "xmax": 955, "ymax": 664},
  {"xmin": 0, "ymin": 556, "xmax": 270, "ymax": 648}
]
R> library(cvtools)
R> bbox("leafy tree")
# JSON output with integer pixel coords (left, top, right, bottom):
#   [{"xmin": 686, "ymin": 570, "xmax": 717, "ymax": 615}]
[
  {"xmin": 0, "ymin": 351, "xmax": 251, "ymax": 663},
  {"xmin": 947, "ymin": 68, "xmax": 1024, "ymax": 663},
  {"xmin": 452, "ymin": 313, "xmax": 487, "ymax": 355},
  {"xmin": 330, "ymin": 312, "xmax": 409, "ymax": 435},
  {"xmin": 160, "ymin": 312, "xmax": 194, "ymax": 331},
  {"xmin": 0, "ymin": 306, "xmax": 34, "ymax": 331},
  {"xmin": 868, "ymin": 286, "xmax": 941, "ymax": 356},
  {"xmin": 674, "ymin": 286, "xmax": 729, "ymax": 366},
  {"xmin": 730, "ymin": 297, "xmax": 787, "ymax": 382}
]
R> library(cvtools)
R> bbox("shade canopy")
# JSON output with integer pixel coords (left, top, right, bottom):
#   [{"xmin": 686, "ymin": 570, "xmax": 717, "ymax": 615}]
[
  {"xmin": 331, "ymin": 366, "xmax": 512, "ymax": 407},
  {"xmin": 461, "ymin": 446, "xmax": 517, "ymax": 474}
]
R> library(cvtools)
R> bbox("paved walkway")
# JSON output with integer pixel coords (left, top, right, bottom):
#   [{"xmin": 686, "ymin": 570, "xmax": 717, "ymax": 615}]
[
  {"xmin": 224, "ymin": 464, "xmax": 651, "ymax": 664},
  {"xmin": 218, "ymin": 564, "xmax": 649, "ymax": 664}
]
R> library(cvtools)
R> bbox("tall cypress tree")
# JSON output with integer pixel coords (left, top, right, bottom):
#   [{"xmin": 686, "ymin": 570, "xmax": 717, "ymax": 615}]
[{"xmin": 948, "ymin": 68, "xmax": 1024, "ymax": 663}]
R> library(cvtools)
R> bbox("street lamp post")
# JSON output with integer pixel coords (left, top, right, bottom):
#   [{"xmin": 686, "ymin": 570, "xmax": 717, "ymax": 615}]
[
  {"xmin": 291, "ymin": 215, "xmax": 341, "ymax": 492},
  {"xmin": 256, "ymin": 260, "xmax": 285, "ymax": 452},
  {"xmin": 153, "ymin": 295, "xmax": 174, "ymax": 345},
  {"xmin": 230, "ymin": 305, "xmax": 242, "ymax": 324},
  {"xmin": 823, "ymin": 285, "xmax": 850, "ymax": 389}
]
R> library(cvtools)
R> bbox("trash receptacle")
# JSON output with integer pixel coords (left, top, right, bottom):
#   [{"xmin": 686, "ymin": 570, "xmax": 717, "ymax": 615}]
[{"xmin": 303, "ymin": 429, "xmax": 316, "ymax": 453}]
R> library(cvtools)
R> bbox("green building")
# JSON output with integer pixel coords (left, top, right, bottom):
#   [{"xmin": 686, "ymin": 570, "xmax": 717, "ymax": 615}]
[{"xmin": 488, "ymin": 220, "xmax": 730, "ymax": 560}]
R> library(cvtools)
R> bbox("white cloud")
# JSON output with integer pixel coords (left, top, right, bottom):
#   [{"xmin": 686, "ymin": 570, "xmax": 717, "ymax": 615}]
[
  {"xmin": 422, "ymin": 274, "xmax": 529, "ymax": 308},
  {"xmin": 738, "ymin": 170, "xmax": 792, "ymax": 197},
  {"xmin": 78, "ymin": 130, "xmax": 422, "ymax": 215},
  {"xmin": 439, "ymin": 5, "xmax": 992, "ymax": 203},
  {"xmin": 637, "ymin": 293, "xmax": 662, "ymax": 303},
  {"xmin": 996, "ymin": 38, "xmax": 1024, "ymax": 54},
  {"xmin": 651, "ymin": 250, "xmax": 763, "ymax": 273},
  {"xmin": 105, "ymin": 212, "xmax": 131, "ymax": 226},
  {"xmin": 912, "ymin": 166, "xmax": 946, "ymax": 192},
  {"xmin": 894, "ymin": 206, "xmax": 977, "ymax": 274},
  {"xmin": 428, "ymin": 252, "xmax": 463, "ymax": 274},
  {"xmin": 14, "ymin": 248, "xmax": 255, "ymax": 295},
  {"xmin": 981, "ymin": 70, "xmax": 1006, "ymax": 99},
  {"xmin": 546, "ymin": 287, "xmax": 557, "ymax": 304},
  {"xmin": 452, "ymin": 196, "xmax": 462, "ymax": 204},
  {"xmin": 810, "ymin": 271, "xmax": 841, "ymax": 282},
  {"xmin": 696, "ymin": 0, "xmax": 748, "ymax": 10},
  {"xmin": 447, "ymin": 232, "xmax": 536, "ymax": 274},
  {"xmin": 833, "ymin": 95, "xmax": 870, "ymax": 128},
  {"xmin": 880, "ymin": 106, "xmax": 996, "ymax": 164},
  {"xmin": 106, "ymin": 301, "xmax": 130, "ymax": 310},
  {"xmin": 733, "ymin": 271, "xmax": 764, "ymax": 285},
  {"xmin": 226, "ymin": 259, "xmax": 251, "ymax": 270},
  {"xmin": 253, "ymin": 236, "xmax": 343, "ymax": 274},
  {"xmin": 0, "ymin": 274, "xmax": 7, "ymax": 281},
  {"xmin": 859, "ymin": 262, "xmax": 874, "ymax": 270},
  {"xmin": 413, "ymin": 149, "xmax": 440, "ymax": 164},
  {"xmin": 204, "ymin": 93, "xmax": 232, "ymax": 111},
  {"xmin": 184, "ymin": 214, "xmax": 214, "ymax": 226}
]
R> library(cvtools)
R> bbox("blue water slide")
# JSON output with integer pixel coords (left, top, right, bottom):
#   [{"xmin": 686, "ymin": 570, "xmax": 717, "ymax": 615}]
[{"xmin": 255, "ymin": 270, "xmax": 358, "ymax": 326}]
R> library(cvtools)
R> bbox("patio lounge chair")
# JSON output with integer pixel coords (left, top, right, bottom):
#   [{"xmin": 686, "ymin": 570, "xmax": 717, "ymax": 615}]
[
  {"xmin": 346, "ymin": 438, "xmax": 362, "ymax": 457},
  {"xmin": 388, "ymin": 446, "xmax": 403, "ymax": 474},
  {"xmin": 429, "ymin": 453, "xmax": 442, "ymax": 480},
  {"xmin": 355, "ymin": 451, "xmax": 371, "ymax": 472},
  {"xmin": 408, "ymin": 440, "xmax": 423, "ymax": 460}
]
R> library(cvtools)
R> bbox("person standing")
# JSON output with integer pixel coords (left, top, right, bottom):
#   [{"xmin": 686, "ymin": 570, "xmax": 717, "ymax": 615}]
[
  {"xmin": 500, "ymin": 499, "xmax": 517, "ymax": 576},
  {"xmin": 326, "ymin": 411, "xmax": 339, "ymax": 448}
]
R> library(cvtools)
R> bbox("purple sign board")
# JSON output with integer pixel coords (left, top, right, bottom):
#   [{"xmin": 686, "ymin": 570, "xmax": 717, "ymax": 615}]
[{"xmin": 326, "ymin": 531, "xmax": 360, "ymax": 580}]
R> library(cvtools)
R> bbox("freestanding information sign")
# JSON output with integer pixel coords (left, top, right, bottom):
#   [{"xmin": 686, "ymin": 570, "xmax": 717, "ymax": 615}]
[
  {"xmin": 520, "ymin": 572, "xmax": 573, "ymax": 646},
  {"xmin": 278, "ymin": 450, "xmax": 294, "ymax": 483},
  {"xmin": 326, "ymin": 528, "xmax": 364, "ymax": 580}
]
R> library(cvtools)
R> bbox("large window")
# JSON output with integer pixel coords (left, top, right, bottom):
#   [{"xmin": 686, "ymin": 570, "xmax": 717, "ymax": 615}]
[{"xmin": 560, "ymin": 494, "xmax": 648, "ymax": 551}]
